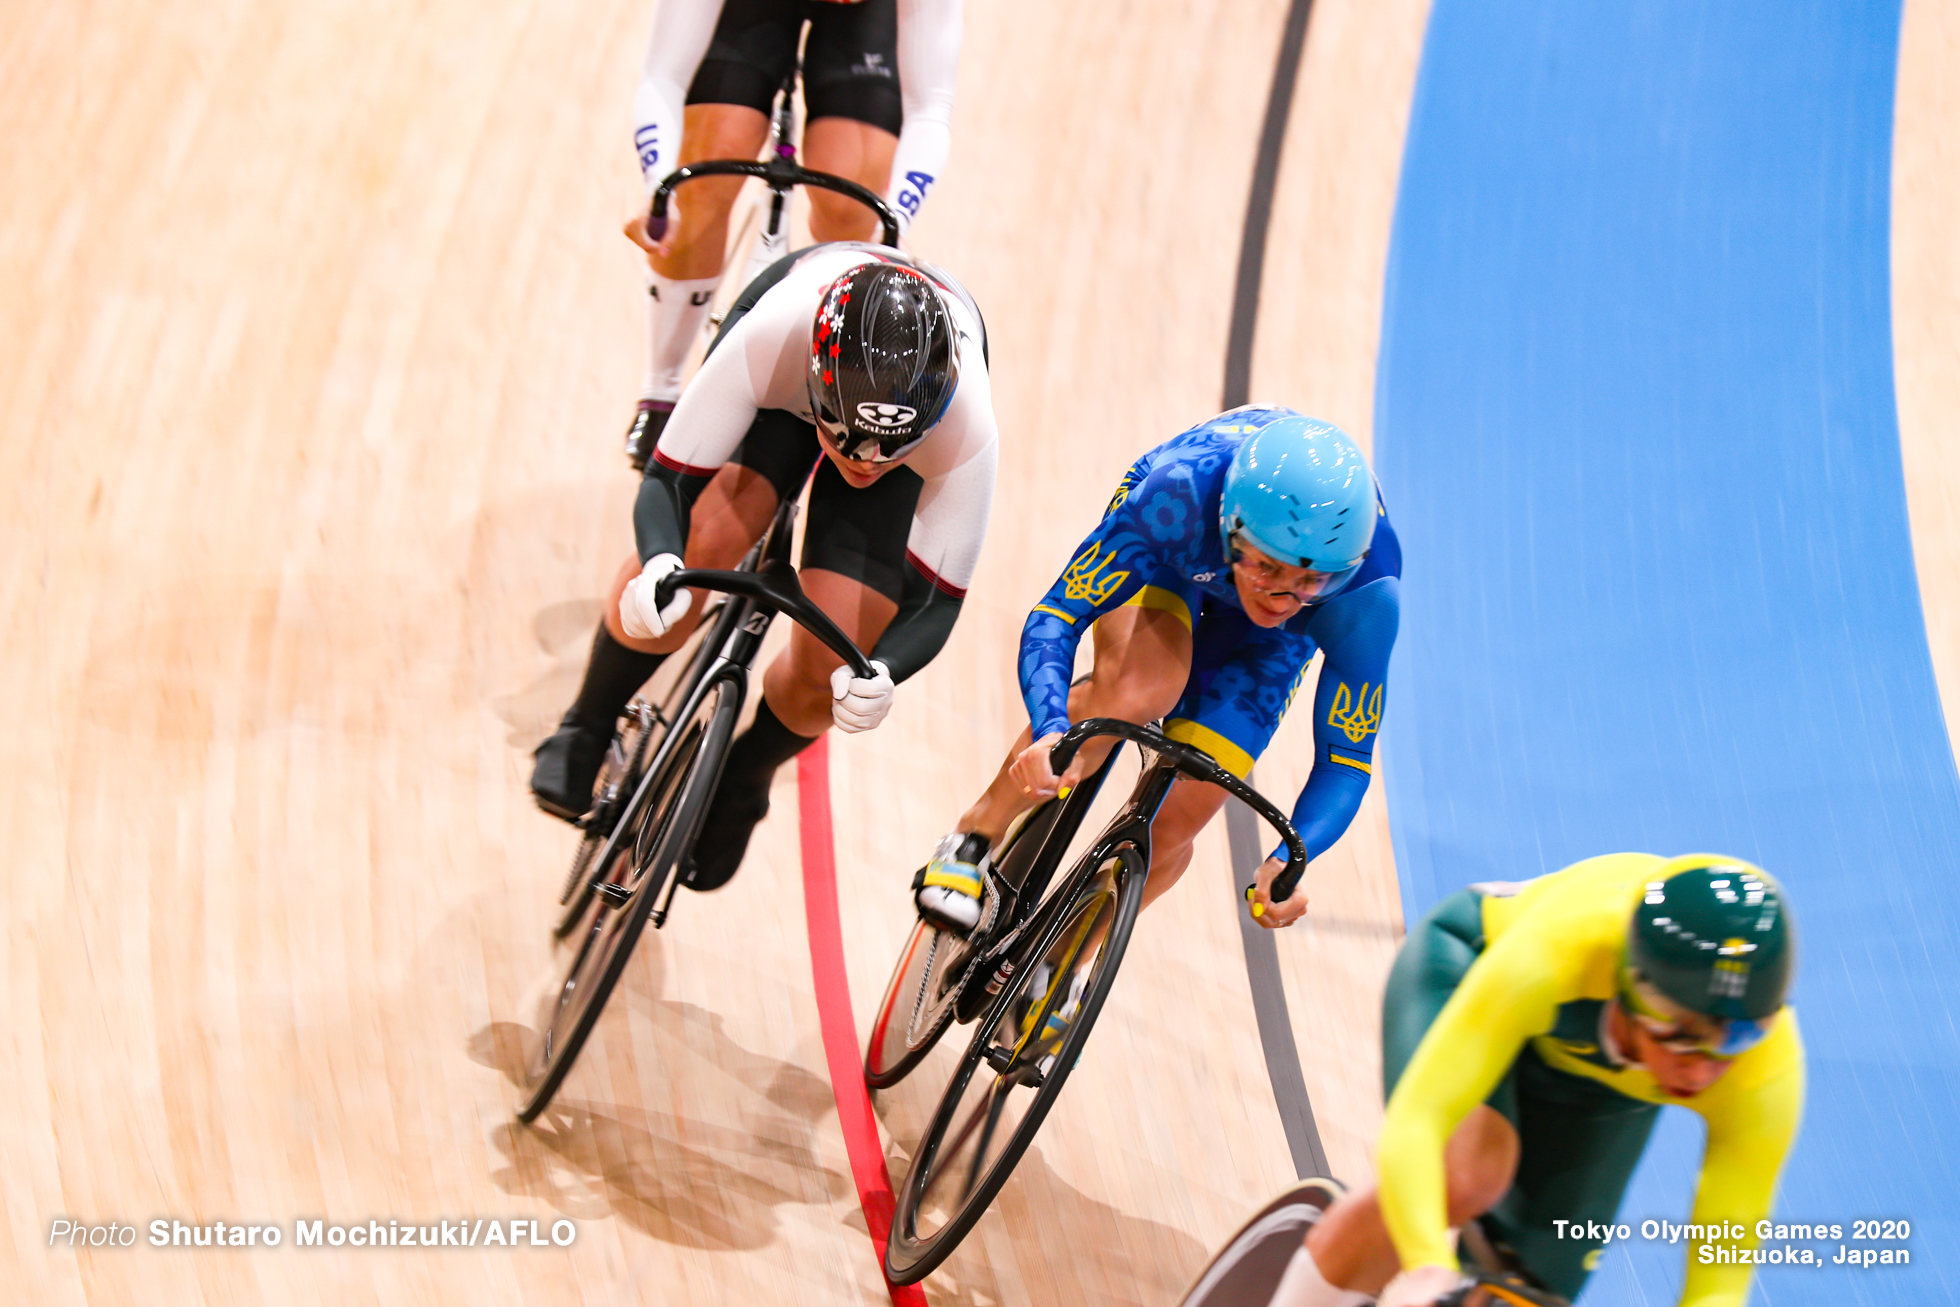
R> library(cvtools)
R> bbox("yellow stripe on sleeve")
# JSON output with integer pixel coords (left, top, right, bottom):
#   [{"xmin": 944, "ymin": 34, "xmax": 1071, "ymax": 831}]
[{"xmin": 1121, "ymin": 584, "xmax": 1194, "ymax": 630}]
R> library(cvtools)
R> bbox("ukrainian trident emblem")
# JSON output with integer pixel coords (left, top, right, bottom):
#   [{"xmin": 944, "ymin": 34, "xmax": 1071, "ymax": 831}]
[
  {"xmin": 1328, "ymin": 681, "xmax": 1382, "ymax": 743},
  {"xmin": 1062, "ymin": 542, "xmax": 1132, "ymax": 606}
]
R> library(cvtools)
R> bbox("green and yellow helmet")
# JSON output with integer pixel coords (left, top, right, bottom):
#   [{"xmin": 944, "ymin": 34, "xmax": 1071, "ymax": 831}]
[{"xmin": 1620, "ymin": 855, "xmax": 1796, "ymax": 1055}]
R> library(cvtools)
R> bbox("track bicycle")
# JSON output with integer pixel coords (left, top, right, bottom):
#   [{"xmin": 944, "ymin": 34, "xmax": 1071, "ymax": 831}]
[
  {"xmin": 625, "ymin": 58, "xmax": 903, "ymax": 469},
  {"xmin": 517, "ymin": 494, "xmax": 876, "ymax": 1122},
  {"xmin": 874, "ymin": 719, "xmax": 1311, "ymax": 1284},
  {"xmin": 1173, "ymin": 1179, "xmax": 1570, "ymax": 1307}
]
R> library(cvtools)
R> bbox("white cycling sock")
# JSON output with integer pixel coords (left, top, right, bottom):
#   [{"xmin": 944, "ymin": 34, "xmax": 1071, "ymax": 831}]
[
  {"xmin": 1270, "ymin": 1244, "xmax": 1372, "ymax": 1307},
  {"xmin": 640, "ymin": 270, "xmax": 721, "ymax": 404}
]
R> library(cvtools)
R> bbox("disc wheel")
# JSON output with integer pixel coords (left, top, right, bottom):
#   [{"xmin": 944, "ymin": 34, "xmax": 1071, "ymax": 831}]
[
  {"xmin": 864, "ymin": 919, "xmax": 977, "ymax": 1089},
  {"xmin": 517, "ymin": 678, "xmax": 739, "ymax": 1122},
  {"xmin": 883, "ymin": 842, "xmax": 1146, "ymax": 1284}
]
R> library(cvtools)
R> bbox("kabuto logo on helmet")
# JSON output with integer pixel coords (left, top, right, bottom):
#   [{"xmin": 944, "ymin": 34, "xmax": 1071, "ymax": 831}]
[{"xmin": 856, "ymin": 402, "xmax": 918, "ymax": 430}]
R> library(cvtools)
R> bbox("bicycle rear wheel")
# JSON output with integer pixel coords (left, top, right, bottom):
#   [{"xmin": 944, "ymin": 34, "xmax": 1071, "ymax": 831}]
[
  {"xmin": 883, "ymin": 841, "xmax": 1147, "ymax": 1284},
  {"xmin": 517, "ymin": 677, "xmax": 740, "ymax": 1122},
  {"xmin": 863, "ymin": 803, "xmax": 1065, "ymax": 1090}
]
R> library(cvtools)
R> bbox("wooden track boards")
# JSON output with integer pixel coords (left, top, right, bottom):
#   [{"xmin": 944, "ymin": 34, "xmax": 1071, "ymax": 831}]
[{"xmin": 51, "ymin": 0, "xmax": 1932, "ymax": 1303}]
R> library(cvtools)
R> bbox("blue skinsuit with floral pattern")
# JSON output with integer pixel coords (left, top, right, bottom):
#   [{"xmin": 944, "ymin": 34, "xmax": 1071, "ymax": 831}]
[{"xmin": 1018, "ymin": 406, "xmax": 1402, "ymax": 862}]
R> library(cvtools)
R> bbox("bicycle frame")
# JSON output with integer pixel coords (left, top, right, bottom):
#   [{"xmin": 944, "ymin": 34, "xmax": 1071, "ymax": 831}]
[
  {"xmin": 961, "ymin": 719, "xmax": 1309, "ymax": 1024},
  {"xmin": 995, "ymin": 721, "xmax": 1301, "ymax": 968},
  {"xmin": 572, "ymin": 493, "xmax": 876, "ymax": 929},
  {"xmin": 881, "ymin": 719, "xmax": 1311, "ymax": 1282},
  {"xmin": 1049, "ymin": 718, "xmax": 1310, "ymax": 895}
]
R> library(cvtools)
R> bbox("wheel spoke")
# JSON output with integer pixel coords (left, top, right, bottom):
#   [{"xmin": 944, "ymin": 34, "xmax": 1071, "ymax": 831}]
[{"xmin": 959, "ymin": 1075, "xmax": 1015, "ymax": 1204}]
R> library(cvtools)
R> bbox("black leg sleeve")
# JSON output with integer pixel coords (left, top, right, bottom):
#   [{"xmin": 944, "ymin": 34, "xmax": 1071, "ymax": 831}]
[
  {"xmin": 722, "ymin": 695, "xmax": 821, "ymax": 789},
  {"xmin": 568, "ymin": 623, "xmax": 668, "ymax": 732}
]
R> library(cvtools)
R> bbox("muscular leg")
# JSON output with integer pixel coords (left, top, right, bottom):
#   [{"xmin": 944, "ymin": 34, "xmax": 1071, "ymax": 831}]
[
  {"xmin": 1133, "ymin": 777, "xmax": 1231, "ymax": 909},
  {"xmin": 762, "ymin": 567, "xmax": 900, "ymax": 735},
  {"xmin": 652, "ymin": 103, "xmax": 771, "ymax": 281},
  {"xmin": 801, "ymin": 117, "xmax": 899, "ymax": 242},
  {"xmin": 684, "ymin": 565, "xmax": 898, "ymax": 890},
  {"xmin": 958, "ymin": 604, "xmax": 1193, "ymax": 846},
  {"xmin": 1302, "ymin": 1106, "xmax": 1520, "ymax": 1296}
]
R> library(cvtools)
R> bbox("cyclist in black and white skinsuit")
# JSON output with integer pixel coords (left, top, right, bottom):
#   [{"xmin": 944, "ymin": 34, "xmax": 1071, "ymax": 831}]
[
  {"xmin": 534, "ymin": 242, "xmax": 996, "ymax": 888},
  {"xmin": 623, "ymin": 0, "xmax": 963, "ymax": 467}
]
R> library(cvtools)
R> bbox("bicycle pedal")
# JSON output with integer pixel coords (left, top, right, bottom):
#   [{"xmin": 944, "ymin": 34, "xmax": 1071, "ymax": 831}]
[{"xmin": 595, "ymin": 881, "xmax": 633, "ymax": 908}]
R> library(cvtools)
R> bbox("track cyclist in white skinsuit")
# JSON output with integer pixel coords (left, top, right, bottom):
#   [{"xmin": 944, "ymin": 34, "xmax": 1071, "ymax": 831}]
[
  {"xmin": 532, "ymin": 244, "xmax": 998, "ymax": 893},
  {"xmin": 622, "ymin": 0, "xmax": 963, "ymax": 468}
]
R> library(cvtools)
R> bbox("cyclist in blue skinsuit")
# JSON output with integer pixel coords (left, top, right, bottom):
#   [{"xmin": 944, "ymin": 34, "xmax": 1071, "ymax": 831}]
[{"xmin": 913, "ymin": 405, "xmax": 1402, "ymax": 936}]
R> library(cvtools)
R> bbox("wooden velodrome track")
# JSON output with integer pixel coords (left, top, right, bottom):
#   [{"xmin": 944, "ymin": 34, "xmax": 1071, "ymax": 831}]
[{"xmin": 6, "ymin": 2, "xmax": 1957, "ymax": 1305}]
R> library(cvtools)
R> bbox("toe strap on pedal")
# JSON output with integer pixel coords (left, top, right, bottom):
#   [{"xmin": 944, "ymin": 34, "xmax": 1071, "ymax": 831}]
[{"xmin": 921, "ymin": 867, "xmax": 983, "ymax": 896}]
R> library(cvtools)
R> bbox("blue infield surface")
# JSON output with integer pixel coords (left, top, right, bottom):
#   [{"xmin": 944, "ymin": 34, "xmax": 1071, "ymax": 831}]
[{"xmin": 1376, "ymin": 2, "xmax": 1957, "ymax": 1302}]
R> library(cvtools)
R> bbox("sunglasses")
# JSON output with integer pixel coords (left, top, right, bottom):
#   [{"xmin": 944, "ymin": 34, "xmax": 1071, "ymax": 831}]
[
  {"xmin": 1621, "ymin": 979, "xmax": 1772, "ymax": 1060},
  {"xmin": 1227, "ymin": 538, "xmax": 1357, "ymax": 602}
]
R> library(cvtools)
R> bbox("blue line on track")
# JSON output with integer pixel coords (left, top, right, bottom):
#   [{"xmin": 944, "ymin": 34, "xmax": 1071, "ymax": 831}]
[{"xmin": 1378, "ymin": 3, "xmax": 1956, "ymax": 1302}]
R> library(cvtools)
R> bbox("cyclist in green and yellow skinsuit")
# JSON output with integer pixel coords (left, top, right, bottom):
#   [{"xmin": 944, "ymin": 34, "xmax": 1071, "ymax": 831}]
[{"xmin": 1268, "ymin": 853, "xmax": 1803, "ymax": 1307}]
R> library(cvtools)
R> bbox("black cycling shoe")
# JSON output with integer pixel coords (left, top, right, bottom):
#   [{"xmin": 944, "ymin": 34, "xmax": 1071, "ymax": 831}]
[
  {"xmin": 530, "ymin": 715, "xmax": 610, "ymax": 823},
  {"xmin": 624, "ymin": 400, "xmax": 674, "ymax": 471},
  {"xmin": 681, "ymin": 773, "xmax": 772, "ymax": 891}
]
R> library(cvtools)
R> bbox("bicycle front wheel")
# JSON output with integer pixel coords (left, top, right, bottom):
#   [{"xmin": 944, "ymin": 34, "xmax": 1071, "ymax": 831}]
[
  {"xmin": 883, "ymin": 841, "xmax": 1147, "ymax": 1284},
  {"xmin": 517, "ymin": 677, "xmax": 740, "ymax": 1122}
]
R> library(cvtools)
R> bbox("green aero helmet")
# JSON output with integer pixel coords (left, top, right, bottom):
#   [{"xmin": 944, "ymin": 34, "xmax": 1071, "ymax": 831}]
[{"xmin": 1622, "ymin": 855, "xmax": 1795, "ymax": 1055}]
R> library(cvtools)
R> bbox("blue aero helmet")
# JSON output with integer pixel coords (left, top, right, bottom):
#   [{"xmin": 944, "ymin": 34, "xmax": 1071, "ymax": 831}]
[{"xmin": 1219, "ymin": 414, "xmax": 1377, "ymax": 600}]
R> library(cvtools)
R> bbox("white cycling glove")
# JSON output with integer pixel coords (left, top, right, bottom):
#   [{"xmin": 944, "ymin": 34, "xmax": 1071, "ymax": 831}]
[
  {"xmin": 619, "ymin": 552, "xmax": 691, "ymax": 639},
  {"xmin": 829, "ymin": 660, "xmax": 895, "ymax": 733}
]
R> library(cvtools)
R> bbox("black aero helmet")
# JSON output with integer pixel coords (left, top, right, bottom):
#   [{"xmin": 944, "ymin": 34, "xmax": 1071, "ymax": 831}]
[
  {"xmin": 807, "ymin": 262, "xmax": 960, "ymax": 463},
  {"xmin": 1625, "ymin": 855, "xmax": 1795, "ymax": 1023}
]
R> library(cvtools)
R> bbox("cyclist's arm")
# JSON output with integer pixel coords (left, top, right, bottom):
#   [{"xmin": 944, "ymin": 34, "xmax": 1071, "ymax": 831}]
[
  {"xmin": 633, "ymin": 293, "xmax": 797, "ymax": 561},
  {"xmin": 1677, "ymin": 1018, "xmax": 1806, "ymax": 1307},
  {"xmin": 1278, "ymin": 576, "xmax": 1400, "ymax": 862},
  {"xmin": 631, "ymin": 0, "xmax": 718, "ymax": 197},
  {"xmin": 873, "ymin": 365, "xmax": 997, "ymax": 681},
  {"xmin": 1017, "ymin": 469, "xmax": 1192, "ymax": 739},
  {"xmin": 1377, "ymin": 939, "xmax": 1565, "ymax": 1276},
  {"xmin": 887, "ymin": 0, "xmax": 961, "ymax": 232}
]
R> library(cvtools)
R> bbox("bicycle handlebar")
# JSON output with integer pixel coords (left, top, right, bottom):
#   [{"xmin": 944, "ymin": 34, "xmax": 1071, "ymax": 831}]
[
  {"xmin": 1048, "ymin": 718, "xmax": 1310, "ymax": 903},
  {"xmin": 656, "ymin": 557, "xmax": 878, "ymax": 681},
  {"xmin": 648, "ymin": 159, "xmax": 902, "ymax": 247}
]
